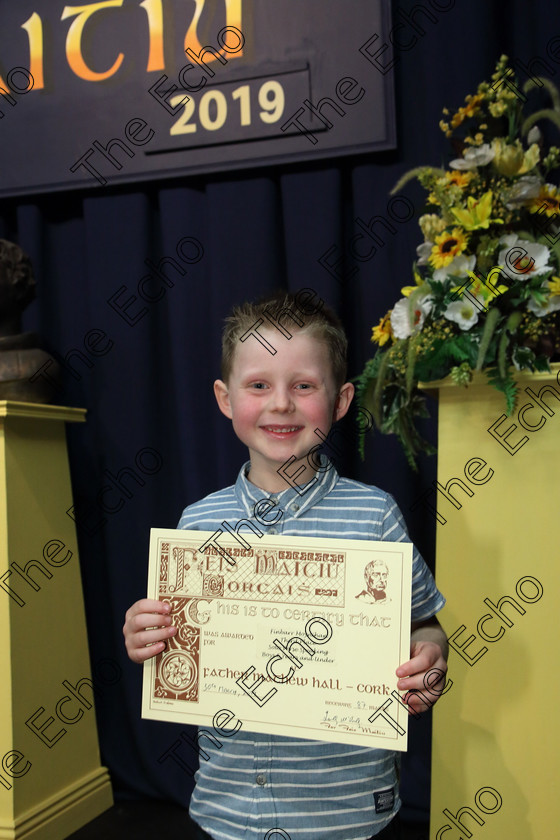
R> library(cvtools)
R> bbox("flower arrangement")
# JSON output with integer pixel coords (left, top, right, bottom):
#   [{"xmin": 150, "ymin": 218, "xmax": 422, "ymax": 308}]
[{"xmin": 355, "ymin": 55, "xmax": 560, "ymax": 469}]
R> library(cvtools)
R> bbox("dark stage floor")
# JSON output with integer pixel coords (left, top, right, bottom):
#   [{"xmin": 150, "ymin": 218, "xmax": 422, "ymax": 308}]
[{"xmin": 65, "ymin": 801, "xmax": 429, "ymax": 840}]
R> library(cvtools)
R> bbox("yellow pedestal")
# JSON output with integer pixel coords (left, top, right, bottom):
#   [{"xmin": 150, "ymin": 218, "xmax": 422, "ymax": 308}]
[
  {"xmin": 0, "ymin": 402, "xmax": 113, "ymax": 839},
  {"xmin": 426, "ymin": 367, "xmax": 558, "ymax": 839}
]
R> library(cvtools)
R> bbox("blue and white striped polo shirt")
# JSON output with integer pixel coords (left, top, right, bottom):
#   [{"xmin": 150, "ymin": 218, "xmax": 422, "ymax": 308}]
[{"xmin": 178, "ymin": 458, "xmax": 445, "ymax": 840}]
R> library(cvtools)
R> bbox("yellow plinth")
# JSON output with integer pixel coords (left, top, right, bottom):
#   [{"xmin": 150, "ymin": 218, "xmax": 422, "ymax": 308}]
[
  {"xmin": 0, "ymin": 402, "xmax": 112, "ymax": 839},
  {"xmin": 425, "ymin": 367, "xmax": 558, "ymax": 839}
]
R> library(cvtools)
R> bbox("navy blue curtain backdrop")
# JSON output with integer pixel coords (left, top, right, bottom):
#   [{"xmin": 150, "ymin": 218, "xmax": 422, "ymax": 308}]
[{"xmin": 1, "ymin": 0, "xmax": 558, "ymax": 821}]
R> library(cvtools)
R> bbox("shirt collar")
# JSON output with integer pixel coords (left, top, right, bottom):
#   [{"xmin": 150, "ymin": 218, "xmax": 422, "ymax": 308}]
[{"xmin": 234, "ymin": 453, "xmax": 339, "ymax": 519}]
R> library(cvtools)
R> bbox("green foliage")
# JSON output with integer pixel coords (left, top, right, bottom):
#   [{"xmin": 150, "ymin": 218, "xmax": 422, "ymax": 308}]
[
  {"xmin": 475, "ymin": 306, "xmax": 501, "ymax": 370},
  {"xmin": 390, "ymin": 166, "xmax": 446, "ymax": 195},
  {"xmin": 450, "ymin": 362, "xmax": 473, "ymax": 386},
  {"xmin": 415, "ymin": 333, "xmax": 478, "ymax": 381},
  {"xmin": 485, "ymin": 366, "xmax": 518, "ymax": 415}
]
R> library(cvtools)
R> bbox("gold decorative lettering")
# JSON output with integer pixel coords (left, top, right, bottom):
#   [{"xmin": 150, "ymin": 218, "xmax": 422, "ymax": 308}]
[
  {"xmin": 21, "ymin": 13, "xmax": 44, "ymax": 89},
  {"xmin": 140, "ymin": 0, "xmax": 164, "ymax": 72},
  {"xmin": 61, "ymin": 1, "xmax": 125, "ymax": 82},
  {"xmin": 183, "ymin": 0, "xmax": 243, "ymax": 61}
]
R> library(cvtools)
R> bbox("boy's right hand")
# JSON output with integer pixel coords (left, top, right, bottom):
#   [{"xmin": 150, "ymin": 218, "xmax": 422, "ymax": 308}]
[{"xmin": 123, "ymin": 599, "xmax": 177, "ymax": 663}]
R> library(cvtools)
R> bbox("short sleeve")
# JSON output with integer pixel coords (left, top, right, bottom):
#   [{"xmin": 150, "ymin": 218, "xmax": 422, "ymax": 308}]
[{"xmin": 381, "ymin": 493, "xmax": 445, "ymax": 622}]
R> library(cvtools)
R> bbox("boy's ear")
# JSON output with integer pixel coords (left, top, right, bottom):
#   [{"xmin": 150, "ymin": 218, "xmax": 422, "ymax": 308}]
[
  {"xmin": 333, "ymin": 382, "xmax": 355, "ymax": 422},
  {"xmin": 214, "ymin": 379, "xmax": 233, "ymax": 419}
]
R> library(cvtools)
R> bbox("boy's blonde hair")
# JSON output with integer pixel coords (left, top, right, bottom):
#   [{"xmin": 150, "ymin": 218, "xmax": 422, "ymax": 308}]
[{"xmin": 221, "ymin": 289, "xmax": 348, "ymax": 389}]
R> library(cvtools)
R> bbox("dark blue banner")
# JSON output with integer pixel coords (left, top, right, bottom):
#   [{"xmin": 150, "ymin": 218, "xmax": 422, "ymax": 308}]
[{"xmin": 0, "ymin": 0, "xmax": 395, "ymax": 196}]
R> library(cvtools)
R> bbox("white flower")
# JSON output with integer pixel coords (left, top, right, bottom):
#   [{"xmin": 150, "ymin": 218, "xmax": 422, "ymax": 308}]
[
  {"xmin": 443, "ymin": 299, "xmax": 480, "ymax": 330},
  {"xmin": 502, "ymin": 175, "xmax": 542, "ymax": 209},
  {"xmin": 416, "ymin": 241, "xmax": 433, "ymax": 266},
  {"xmin": 391, "ymin": 291, "xmax": 433, "ymax": 339},
  {"xmin": 433, "ymin": 254, "xmax": 476, "ymax": 282},
  {"xmin": 527, "ymin": 126, "xmax": 542, "ymax": 145},
  {"xmin": 450, "ymin": 143, "xmax": 495, "ymax": 170},
  {"xmin": 527, "ymin": 284, "xmax": 560, "ymax": 316},
  {"xmin": 497, "ymin": 234, "xmax": 552, "ymax": 280}
]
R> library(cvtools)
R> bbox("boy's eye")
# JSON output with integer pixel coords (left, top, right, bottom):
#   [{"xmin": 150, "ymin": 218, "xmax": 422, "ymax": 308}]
[
  {"xmin": 296, "ymin": 383, "xmax": 312, "ymax": 390},
  {"xmin": 250, "ymin": 382, "xmax": 268, "ymax": 389}
]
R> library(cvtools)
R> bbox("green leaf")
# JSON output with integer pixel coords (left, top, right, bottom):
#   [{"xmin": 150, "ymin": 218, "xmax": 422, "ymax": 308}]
[
  {"xmin": 390, "ymin": 166, "xmax": 446, "ymax": 195},
  {"xmin": 497, "ymin": 311, "xmax": 523, "ymax": 378},
  {"xmin": 372, "ymin": 347, "xmax": 398, "ymax": 428},
  {"xmin": 476, "ymin": 307, "xmax": 501, "ymax": 370},
  {"xmin": 522, "ymin": 76, "xmax": 560, "ymax": 111},
  {"xmin": 512, "ymin": 345, "xmax": 536, "ymax": 371},
  {"xmin": 521, "ymin": 108, "xmax": 560, "ymax": 135},
  {"xmin": 405, "ymin": 333, "xmax": 419, "ymax": 395},
  {"xmin": 485, "ymin": 366, "xmax": 518, "ymax": 415},
  {"xmin": 414, "ymin": 333, "xmax": 478, "ymax": 381},
  {"xmin": 533, "ymin": 355, "xmax": 551, "ymax": 373},
  {"xmin": 353, "ymin": 354, "xmax": 384, "ymax": 459}
]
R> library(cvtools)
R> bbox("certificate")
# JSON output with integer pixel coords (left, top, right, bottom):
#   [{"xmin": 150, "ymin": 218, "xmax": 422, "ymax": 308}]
[{"xmin": 142, "ymin": 528, "xmax": 412, "ymax": 750}]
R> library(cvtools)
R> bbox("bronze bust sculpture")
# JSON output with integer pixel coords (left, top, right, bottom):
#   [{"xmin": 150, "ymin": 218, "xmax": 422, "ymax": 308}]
[{"xmin": 0, "ymin": 239, "xmax": 60, "ymax": 402}]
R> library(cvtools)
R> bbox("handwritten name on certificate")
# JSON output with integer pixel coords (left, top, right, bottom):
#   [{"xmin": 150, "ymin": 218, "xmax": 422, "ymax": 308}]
[{"xmin": 142, "ymin": 528, "xmax": 412, "ymax": 750}]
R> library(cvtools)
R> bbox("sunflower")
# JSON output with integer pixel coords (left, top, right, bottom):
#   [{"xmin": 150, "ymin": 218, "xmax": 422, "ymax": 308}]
[
  {"xmin": 528, "ymin": 184, "xmax": 560, "ymax": 216},
  {"xmin": 371, "ymin": 312, "xmax": 393, "ymax": 346},
  {"xmin": 549, "ymin": 276, "xmax": 560, "ymax": 295},
  {"xmin": 445, "ymin": 171, "xmax": 473, "ymax": 189},
  {"xmin": 429, "ymin": 228, "xmax": 468, "ymax": 269}
]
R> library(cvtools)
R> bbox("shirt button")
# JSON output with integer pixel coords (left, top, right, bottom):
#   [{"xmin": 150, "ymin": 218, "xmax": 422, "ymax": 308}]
[
  {"xmin": 255, "ymin": 774, "xmax": 266, "ymax": 786},
  {"xmin": 269, "ymin": 496, "xmax": 278, "ymax": 503},
  {"xmin": 291, "ymin": 503, "xmax": 300, "ymax": 512},
  {"xmin": 268, "ymin": 528, "xmax": 278, "ymax": 535}
]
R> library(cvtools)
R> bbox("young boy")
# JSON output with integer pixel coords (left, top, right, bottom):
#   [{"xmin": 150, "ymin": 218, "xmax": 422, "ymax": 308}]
[{"xmin": 123, "ymin": 290, "xmax": 447, "ymax": 840}]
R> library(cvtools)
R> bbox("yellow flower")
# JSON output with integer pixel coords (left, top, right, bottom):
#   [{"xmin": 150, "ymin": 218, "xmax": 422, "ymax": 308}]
[
  {"xmin": 401, "ymin": 268, "xmax": 425, "ymax": 297},
  {"xmin": 489, "ymin": 100, "xmax": 507, "ymax": 118},
  {"xmin": 371, "ymin": 312, "xmax": 393, "ymax": 346},
  {"xmin": 450, "ymin": 191, "xmax": 502, "ymax": 231},
  {"xmin": 486, "ymin": 267, "xmax": 510, "ymax": 297},
  {"xmin": 450, "ymin": 94, "xmax": 484, "ymax": 129},
  {"xmin": 549, "ymin": 276, "xmax": 560, "ymax": 296},
  {"xmin": 451, "ymin": 269, "xmax": 508, "ymax": 304},
  {"xmin": 463, "ymin": 93, "xmax": 484, "ymax": 117},
  {"xmin": 419, "ymin": 213, "xmax": 446, "ymax": 242},
  {"xmin": 445, "ymin": 171, "xmax": 472, "ymax": 189},
  {"xmin": 492, "ymin": 138, "xmax": 540, "ymax": 176},
  {"xmin": 529, "ymin": 184, "xmax": 560, "ymax": 216},
  {"xmin": 519, "ymin": 143, "xmax": 540, "ymax": 173},
  {"xmin": 429, "ymin": 228, "xmax": 468, "ymax": 268}
]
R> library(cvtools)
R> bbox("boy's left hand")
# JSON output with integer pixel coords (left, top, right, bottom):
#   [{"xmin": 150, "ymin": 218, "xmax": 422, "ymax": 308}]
[{"xmin": 395, "ymin": 627, "xmax": 448, "ymax": 715}]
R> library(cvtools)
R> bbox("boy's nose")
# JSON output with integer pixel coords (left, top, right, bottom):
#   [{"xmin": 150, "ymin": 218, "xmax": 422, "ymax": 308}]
[{"xmin": 269, "ymin": 387, "xmax": 295, "ymax": 413}]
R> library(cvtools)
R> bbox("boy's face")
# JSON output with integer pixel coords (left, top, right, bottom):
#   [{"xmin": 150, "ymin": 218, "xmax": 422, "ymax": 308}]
[{"xmin": 214, "ymin": 329, "xmax": 354, "ymax": 492}]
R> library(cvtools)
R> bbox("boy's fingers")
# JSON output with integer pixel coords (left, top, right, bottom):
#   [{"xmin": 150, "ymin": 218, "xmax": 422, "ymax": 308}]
[
  {"xmin": 404, "ymin": 693, "xmax": 434, "ymax": 715},
  {"xmin": 396, "ymin": 654, "xmax": 431, "ymax": 678},
  {"xmin": 123, "ymin": 599, "xmax": 176, "ymax": 663},
  {"xmin": 128, "ymin": 641, "xmax": 166, "ymax": 664},
  {"xmin": 396, "ymin": 663, "xmax": 448, "ymax": 693},
  {"xmin": 396, "ymin": 647, "xmax": 446, "ymax": 678},
  {"xmin": 135, "ymin": 625, "xmax": 177, "ymax": 648},
  {"xmin": 124, "ymin": 625, "xmax": 177, "ymax": 662},
  {"xmin": 125, "ymin": 598, "xmax": 170, "ymax": 621},
  {"xmin": 396, "ymin": 674, "xmax": 427, "ymax": 692},
  {"xmin": 131, "ymin": 612, "xmax": 175, "ymax": 631}
]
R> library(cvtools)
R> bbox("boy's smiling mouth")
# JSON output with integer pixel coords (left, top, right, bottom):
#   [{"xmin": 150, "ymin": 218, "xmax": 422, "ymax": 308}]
[{"xmin": 261, "ymin": 424, "xmax": 303, "ymax": 437}]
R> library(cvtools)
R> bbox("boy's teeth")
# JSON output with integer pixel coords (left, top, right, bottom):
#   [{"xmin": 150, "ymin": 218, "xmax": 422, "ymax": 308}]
[{"xmin": 265, "ymin": 426, "xmax": 299, "ymax": 432}]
